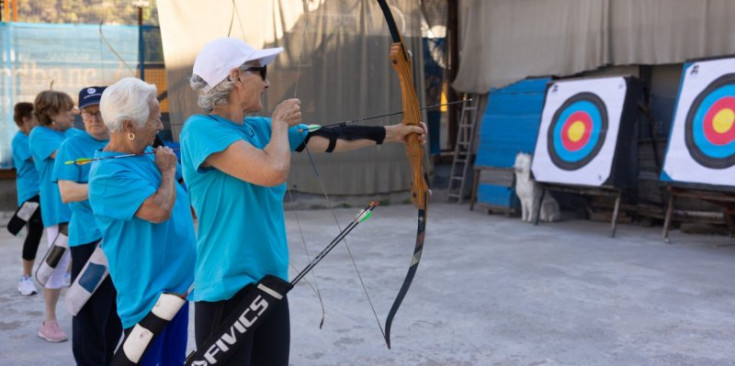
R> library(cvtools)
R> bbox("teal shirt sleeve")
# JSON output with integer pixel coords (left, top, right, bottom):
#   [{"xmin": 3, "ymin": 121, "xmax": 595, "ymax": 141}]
[
  {"xmin": 251, "ymin": 117, "xmax": 308, "ymax": 151},
  {"xmin": 90, "ymin": 163, "xmax": 157, "ymax": 221},
  {"xmin": 53, "ymin": 140, "xmax": 82, "ymax": 183},
  {"xmin": 185, "ymin": 117, "xmax": 242, "ymax": 172},
  {"xmin": 29, "ymin": 128, "xmax": 60, "ymax": 162},
  {"xmin": 288, "ymin": 123, "xmax": 310, "ymax": 151},
  {"xmin": 12, "ymin": 134, "xmax": 31, "ymax": 162}
]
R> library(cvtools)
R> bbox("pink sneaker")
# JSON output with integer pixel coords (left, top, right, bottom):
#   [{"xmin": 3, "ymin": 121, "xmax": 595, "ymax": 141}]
[{"xmin": 37, "ymin": 320, "xmax": 68, "ymax": 343}]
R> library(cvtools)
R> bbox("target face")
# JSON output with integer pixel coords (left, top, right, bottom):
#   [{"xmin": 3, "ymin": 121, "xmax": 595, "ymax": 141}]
[
  {"xmin": 548, "ymin": 93, "xmax": 608, "ymax": 170},
  {"xmin": 662, "ymin": 58, "xmax": 735, "ymax": 188},
  {"xmin": 684, "ymin": 74, "xmax": 735, "ymax": 169},
  {"xmin": 532, "ymin": 76, "xmax": 629, "ymax": 187}
]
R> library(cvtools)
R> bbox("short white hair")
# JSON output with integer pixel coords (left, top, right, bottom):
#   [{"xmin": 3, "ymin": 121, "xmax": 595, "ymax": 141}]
[
  {"xmin": 190, "ymin": 61, "xmax": 259, "ymax": 113},
  {"xmin": 100, "ymin": 77, "xmax": 158, "ymax": 132}
]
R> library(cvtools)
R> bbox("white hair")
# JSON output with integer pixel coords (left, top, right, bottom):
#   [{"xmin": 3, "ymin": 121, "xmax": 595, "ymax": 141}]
[
  {"xmin": 100, "ymin": 77, "xmax": 158, "ymax": 132},
  {"xmin": 190, "ymin": 62, "xmax": 258, "ymax": 113}
]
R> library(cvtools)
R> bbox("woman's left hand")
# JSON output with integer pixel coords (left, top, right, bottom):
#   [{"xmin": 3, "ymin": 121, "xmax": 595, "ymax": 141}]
[{"xmin": 384, "ymin": 122, "xmax": 428, "ymax": 144}]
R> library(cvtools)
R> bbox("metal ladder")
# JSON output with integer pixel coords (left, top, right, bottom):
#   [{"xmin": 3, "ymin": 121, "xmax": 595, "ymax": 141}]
[{"xmin": 447, "ymin": 94, "xmax": 480, "ymax": 203}]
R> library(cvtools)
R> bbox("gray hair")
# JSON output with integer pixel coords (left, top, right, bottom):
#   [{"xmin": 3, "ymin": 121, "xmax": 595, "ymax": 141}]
[
  {"xmin": 190, "ymin": 62, "xmax": 258, "ymax": 113},
  {"xmin": 100, "ymin": 77, "xmax": 158, "ymax": 132}
]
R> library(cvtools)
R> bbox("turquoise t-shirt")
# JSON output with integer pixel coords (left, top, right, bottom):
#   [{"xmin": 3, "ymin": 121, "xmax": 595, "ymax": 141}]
[
  {"xmin": 11, "ymin": 131, "xmax": 40, "ymax": 205},
  {"xmin": 88, "ymin": 148, "xmax": 195, "ymax": 328},
  {"xmin": 52, "ymin": 132, "xmax": 109, "ymax": 246},
  {"xmin": 28, "ymin": 126, "xmax": 80, "ymax": 227},
  {"xmin": 180, "ymin": 114, "xmax": 308, "ymax": 302}
]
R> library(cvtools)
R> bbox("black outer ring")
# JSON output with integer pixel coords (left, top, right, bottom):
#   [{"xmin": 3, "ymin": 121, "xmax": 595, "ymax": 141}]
[
  {"xmin": 547, "ymin": 92, "xmax": 609, "ymax": 171},
  {"xmin": 684, "ymin": 73, "xmax": 735, "ymax": 169}
]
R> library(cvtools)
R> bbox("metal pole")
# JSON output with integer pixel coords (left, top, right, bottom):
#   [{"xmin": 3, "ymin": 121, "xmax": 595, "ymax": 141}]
[{"xmin": 138, "ymin": 6, "xmax": 145, "ymax": 80}]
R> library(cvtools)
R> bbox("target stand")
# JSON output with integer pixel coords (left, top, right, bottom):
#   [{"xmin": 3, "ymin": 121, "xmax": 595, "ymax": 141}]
[
  {"xmin": 660, "ymin": 56, "xmax": 735, "ymax": 243},
  {"xmin": 531, "ymin": 76, "xmax": 643, "ymax": 237}
]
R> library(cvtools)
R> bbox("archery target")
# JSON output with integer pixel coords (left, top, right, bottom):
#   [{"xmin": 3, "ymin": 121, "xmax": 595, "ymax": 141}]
[
  {"xmin": 547, "ymin": 92, "xmax": 608, "ymax": 171},
  {"xmin": 662, "ymin": 57, "xmax": 735, "ymax": 187},
  {"xmin": 532, "ymin": 76, "xmax": 634, "ymax": 187}
]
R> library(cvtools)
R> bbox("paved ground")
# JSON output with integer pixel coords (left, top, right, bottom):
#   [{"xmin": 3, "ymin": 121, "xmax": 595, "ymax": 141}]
[{"xmin": 1, "ymin": 203, "xmax": 735, "ymax": 365}]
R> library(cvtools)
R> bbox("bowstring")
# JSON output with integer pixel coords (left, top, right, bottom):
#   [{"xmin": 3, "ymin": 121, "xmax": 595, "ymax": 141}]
[
  {"xmin": 288, "ymin": 0, "xmax": 327, "ymax": 329},
  {"xmin": 293, "ymin": 0, "xmax": 385, "ymax": 340}
]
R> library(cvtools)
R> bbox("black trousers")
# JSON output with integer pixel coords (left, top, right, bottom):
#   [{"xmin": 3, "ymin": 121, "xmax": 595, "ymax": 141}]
[
  {"xmin": 70, "ymin": 241, "xmax": 123, "ymax": 366},
  {"xmin": 21, "ymin": 195, "xmax": 43, "ymax": 261},
  {"xmin": 195, "ymin": 287, "xmax": 290, "ymax": 366}
]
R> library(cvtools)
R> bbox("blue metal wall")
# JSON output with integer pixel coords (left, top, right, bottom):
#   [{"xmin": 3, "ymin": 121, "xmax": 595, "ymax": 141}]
[{"xmin": 474, "ymin": 77, "xmax": 551, "ymax": 208}]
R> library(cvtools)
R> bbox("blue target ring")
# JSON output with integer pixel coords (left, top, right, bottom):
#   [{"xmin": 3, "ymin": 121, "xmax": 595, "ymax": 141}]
[
  {"xmin": 685, "ymin": 74, "xmax": 735, "ymax": 169},
  {"xmin": 547, "ymin": 92, "xmax": 608, "ymax": 170}
]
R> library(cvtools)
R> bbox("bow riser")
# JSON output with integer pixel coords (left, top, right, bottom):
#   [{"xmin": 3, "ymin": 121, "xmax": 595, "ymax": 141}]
[
  {"xmin": 388, "ymin": 45, "xmax": 429, "ymax": 211},
  {"xmin": 377, "ymin": 0, "xmax": 430, "ymax": 349}
]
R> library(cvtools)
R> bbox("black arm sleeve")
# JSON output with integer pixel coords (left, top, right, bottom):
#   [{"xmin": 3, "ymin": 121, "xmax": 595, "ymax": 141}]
[{"xmin": 295, "ymin": 125, "xmax": 386, "ymax": 153}]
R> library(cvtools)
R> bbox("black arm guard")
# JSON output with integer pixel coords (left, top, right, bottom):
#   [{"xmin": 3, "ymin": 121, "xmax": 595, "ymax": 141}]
[{"xmin": 296, "ymin": 125, "xmax": 386, "ymax": 153}]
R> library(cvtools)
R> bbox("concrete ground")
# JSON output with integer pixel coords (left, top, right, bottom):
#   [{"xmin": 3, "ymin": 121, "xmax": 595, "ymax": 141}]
[{"xmin": 1, "ymin": 203, "xmax": 735, "ymax": 365}]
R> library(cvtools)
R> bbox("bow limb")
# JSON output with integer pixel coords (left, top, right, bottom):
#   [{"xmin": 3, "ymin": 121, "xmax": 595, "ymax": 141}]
[{"xmin": 376, "ymin": 0, "xmax": 430, "ymax": 349}]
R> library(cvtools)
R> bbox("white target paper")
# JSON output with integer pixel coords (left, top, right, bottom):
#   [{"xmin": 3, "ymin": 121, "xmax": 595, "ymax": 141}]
[
  {"xmin": 532, "ymin": 76, "xmax": 627, "ymax": 186},
  {"xmin": 661, "ymin": 58, "xmax": 735, "ymax": 187}
]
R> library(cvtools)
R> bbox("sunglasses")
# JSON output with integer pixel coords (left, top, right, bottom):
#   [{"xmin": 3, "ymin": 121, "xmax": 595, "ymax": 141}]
[{"xmin": 243, "ymin": 66, "xmax": 267, "ymax": 81}]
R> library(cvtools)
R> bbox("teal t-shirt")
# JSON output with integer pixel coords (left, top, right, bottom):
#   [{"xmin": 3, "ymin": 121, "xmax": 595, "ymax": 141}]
[
  {"xmin": 53, "ymin": 133, "xmax": 109, "ymax": 246},
  {"xmin": 180, "ymin": 114, "xmax": 308, "ymax": 302},
  {"xmin": 88, "ymin": 148, "xmax": 195, "ymax": 328},
  {"xmin": 28, "ymin": 126, "xmax": 80, "ymax": 226},
  {"xmin": 11, "ymin": 131, "xmax": 40, "ymax": 205}
]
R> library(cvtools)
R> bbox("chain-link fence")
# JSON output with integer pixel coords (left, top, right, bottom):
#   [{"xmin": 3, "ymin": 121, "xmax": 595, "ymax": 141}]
[{"xmin": 0, "ymin": 9, "xmax": 168, "ymax": 168}]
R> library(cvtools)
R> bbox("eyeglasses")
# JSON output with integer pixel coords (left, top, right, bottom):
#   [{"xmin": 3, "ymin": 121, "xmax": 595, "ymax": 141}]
[
  {"xmin": 243, "ymin": 66, "xmax": 267, "ymax": 81},
  {"xmin": 81, "ymin": 111, "xmax": 102, "ymax": 120}
]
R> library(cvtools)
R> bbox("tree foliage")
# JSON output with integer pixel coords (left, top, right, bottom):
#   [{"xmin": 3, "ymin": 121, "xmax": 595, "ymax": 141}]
[{"xmin": 15, "ymin": 0, "xmax": 159, "ymax": 25}]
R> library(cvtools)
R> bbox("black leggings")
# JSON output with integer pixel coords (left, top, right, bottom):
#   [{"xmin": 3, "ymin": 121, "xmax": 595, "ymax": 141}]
[
  {"xmin": 195, "ymin": 287, "xmax": 290, "ymax": 366},
  {"xmin": 71, "ymin": 241, "xmax": 122, "ymax": 365},
  {"xmin": 21, "ymin": 196, "xmax": 43, "ymax": 261}
]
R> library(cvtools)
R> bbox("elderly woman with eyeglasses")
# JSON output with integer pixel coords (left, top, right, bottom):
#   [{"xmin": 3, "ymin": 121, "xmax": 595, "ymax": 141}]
[
  {"xmin": 180, "ymin": 37, "xmax": 426, "ymax": 365},
  {"xmin": 87, "ymin": 77, "xmax": 195, "ymax": 365},
  {"xmin": 53, "ymin": 86, "xmax": 122, "ymax": 365}
]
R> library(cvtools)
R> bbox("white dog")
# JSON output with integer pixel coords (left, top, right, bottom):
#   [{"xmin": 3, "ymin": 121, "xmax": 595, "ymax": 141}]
[{"xmin": 514, "ymin": 152, "xmax": 562, "ymax": 223}]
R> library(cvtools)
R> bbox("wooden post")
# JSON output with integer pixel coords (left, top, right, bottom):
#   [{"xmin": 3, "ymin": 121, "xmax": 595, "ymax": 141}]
[
  {"xmin": 3, "ymin": 0, "xmax": 9, "ymax": 22},
  {"xmin": 610, "ymin": 191, "xmax": 622, "ymax": 238},
  {"xmin": 446, "ymin": 0, "xmax": 460, "ymax": 151},
  {"xmin": 662, "ymin": 192, "xmax": 675, "ymax": 244}
]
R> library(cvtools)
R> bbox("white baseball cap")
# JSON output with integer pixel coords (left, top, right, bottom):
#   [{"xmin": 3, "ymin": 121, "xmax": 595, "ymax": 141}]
[{"xmin": 193, "ymin": 37, "xmax": 283, "ymax": 92}]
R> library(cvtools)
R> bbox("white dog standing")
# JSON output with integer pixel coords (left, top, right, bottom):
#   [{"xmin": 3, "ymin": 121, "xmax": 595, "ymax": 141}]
[{"xmin": 514, "ymin": 152, "xmax": 562, "ymax": 223}]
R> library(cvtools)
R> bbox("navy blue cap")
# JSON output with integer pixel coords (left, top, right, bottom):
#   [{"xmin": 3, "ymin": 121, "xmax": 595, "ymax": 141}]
[{"xmin": 78, "ymin": 86, "xmax": 106, "ymax": 109}]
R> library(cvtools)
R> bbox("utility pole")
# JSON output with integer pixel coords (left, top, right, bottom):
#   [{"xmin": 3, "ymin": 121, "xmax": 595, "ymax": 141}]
[{"xmin": 133, "ymin": 0, "xmax": 149, "ymax": 80}]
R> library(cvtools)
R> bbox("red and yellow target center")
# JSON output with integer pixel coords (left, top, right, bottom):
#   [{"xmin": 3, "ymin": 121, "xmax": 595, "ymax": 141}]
[
  {"xmin": 567, "ymin": 121, "xmax": 586, "ymax": 142},
  {"xmin": 703, "ymin": 97, "xmax": 735, "ymax": 145},
  {"xmin": 561, "ymin": 111, "xmax": 592, "ymax": 151},
  {"xmin": 712, "ymin": 108, "xmax": 734, "ymax": 134}
]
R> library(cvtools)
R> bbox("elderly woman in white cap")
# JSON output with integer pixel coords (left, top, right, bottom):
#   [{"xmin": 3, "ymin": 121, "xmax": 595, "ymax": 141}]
[{"xmin": 181, "ymin": 37, "xmax": 426, "ymax": 365}]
